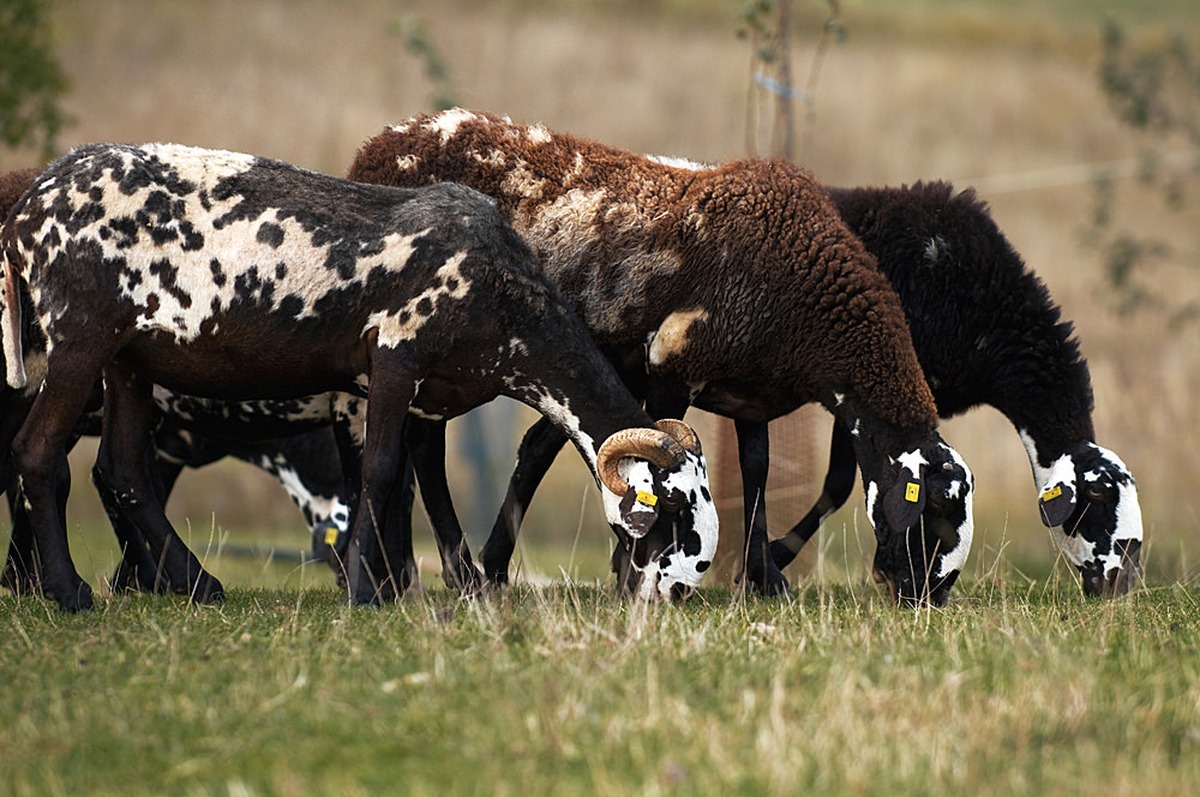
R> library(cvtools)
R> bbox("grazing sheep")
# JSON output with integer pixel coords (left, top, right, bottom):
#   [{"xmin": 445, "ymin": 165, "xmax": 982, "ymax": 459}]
[
  {"xmin": 0, "ymin": 167, "xmax": 345, "ymax": 595},
  {"xmin": 347, "ymin": 108, "xmax": 975, "ymax": 606},
  {"xmin": 2, "ymin": 416, "xmax": 350, "ymax": 595},
  {"xmin": 770, "ymin": 181, "xmax": 1143, "ymax": 596},
  {"xmin": 1, "ymin": 142, "xmax": 717, "ymax": 611}
]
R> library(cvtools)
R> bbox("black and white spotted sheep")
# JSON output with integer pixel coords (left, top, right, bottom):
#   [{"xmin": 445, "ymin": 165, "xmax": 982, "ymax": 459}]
[
  {"xmin": 771, "ymin": 181, "xmax": 1142, "ymax": 596},
  {"xmin": 347, "ymin": 108, "xmax": 976, "ymax": 606},
  {"xmin": 0, "ymin": 166, "xmax": 354, "ymax": 596},
  {"xmin": 0, "ymin": 167, "xmax": 351, "ymax": 596},
  {"xmin": 0, "ymin": 142, "xmax": 717, "ymax": 612}
]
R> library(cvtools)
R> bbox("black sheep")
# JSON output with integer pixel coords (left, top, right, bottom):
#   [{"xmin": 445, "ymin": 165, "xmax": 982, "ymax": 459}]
[{"xmin": 771, "ymin": 181, "xmax": 1142, "ymax": 596}]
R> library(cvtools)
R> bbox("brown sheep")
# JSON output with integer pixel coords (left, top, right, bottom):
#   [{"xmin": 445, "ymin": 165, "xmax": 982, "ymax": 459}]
[{"xmin": 348, "ymin": 109, "xmax": 976, "ymax": 606}]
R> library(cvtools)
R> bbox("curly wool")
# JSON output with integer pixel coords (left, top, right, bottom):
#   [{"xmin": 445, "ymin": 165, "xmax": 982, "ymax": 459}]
[{"xmin": 349, "ymin": 110, "xmax": 937, "ymax": 433}]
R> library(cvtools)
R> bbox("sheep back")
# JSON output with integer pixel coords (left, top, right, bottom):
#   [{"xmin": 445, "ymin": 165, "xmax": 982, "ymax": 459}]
[{"xmin": 349, "ymin": 110, "xmax": 937, "ymax": 433}]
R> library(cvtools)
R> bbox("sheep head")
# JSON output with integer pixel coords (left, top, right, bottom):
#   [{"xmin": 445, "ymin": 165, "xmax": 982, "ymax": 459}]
[
  {"xmin": 597, "ymin": 419, "xmax": 717, "ymax": 600},
  {"xmin": 863, "ymin": 438, "xmax": 975, "ymax": 608},
  {"xmin": 1032, "ymin": 440, "xmax": 1142, "ymax": 597}
]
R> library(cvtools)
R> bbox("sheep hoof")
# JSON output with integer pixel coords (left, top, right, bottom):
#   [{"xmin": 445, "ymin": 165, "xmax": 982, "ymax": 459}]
[
  {"xmin": 0, "ymin": 560, "xmax": 38, "ymax": 595},
  {"xmin": 50, "ymin": 578, "xmax": 95, "ymax": 613},
  {"xmin": 745, "ymin": 567, "xmax": 794, "ymax": 599},
  {"xmin": 187, "ymin": 574, "xmax": 226, "ymax": 605}
]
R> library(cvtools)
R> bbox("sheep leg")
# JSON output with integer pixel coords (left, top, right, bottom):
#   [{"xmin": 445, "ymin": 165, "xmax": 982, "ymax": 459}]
[
  {"xmin": 107, "ymin": 456, "xmax": 183, "ymax": 594},
  {"xmin": 479, "ymin": 416, "xmax": 568, "ymax": 585},
  {"xmin": 322, "ymin": 396, "xmax": 366, "ymax": 579},
  {"xmin": 734, "ymin": 418, "xmax": 792, "ymax": 597},
  {"xmin": 92, "ymin": 361, "xmax": 225, "ymax": 605},
  {"xmin": 407, "ymin": 417, "xmax": 484, "ymax": 594},
  {"xmin": 377, "ymin": 450, "xmax": 419, "ymax": 600},
  {"xmin": 2, "ymin": 483, "xmax": 38, "ymax": 593},
  {"xmin": 1, "ymin": 392, "xmax": 38, "ymax": 593},
  {"xmin": 10, "ymin": 357, "xmax": 102, "ymax": 611},
  {"xmin": 345, "ymin": 354, "xmax": 419, "ymax": 606},
  {"xmin": 770, "ymin": 418, "xmax": 858, "ymax": 569}
]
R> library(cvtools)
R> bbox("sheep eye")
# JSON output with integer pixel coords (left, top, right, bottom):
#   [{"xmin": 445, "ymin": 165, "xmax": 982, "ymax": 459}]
[
  {"xmin": 1083, "ymin": 484, "xmax": 1110, "ymax": 503},
  {"xmin": 659, "ymin": 491, "xmax": 684, "ymax": 511}
]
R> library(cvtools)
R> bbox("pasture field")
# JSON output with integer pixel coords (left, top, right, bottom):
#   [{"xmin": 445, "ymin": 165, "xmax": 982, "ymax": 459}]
[
  {"xmin": 2, "ymin": 573, "xmax": 1199, "ymax": 796},
  {"xmin": 3, "ymin": 2, "xmax": 1200, "ymax": 794}
]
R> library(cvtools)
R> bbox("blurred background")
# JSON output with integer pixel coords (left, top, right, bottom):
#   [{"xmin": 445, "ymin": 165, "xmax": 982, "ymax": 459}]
[{"xmin": 2, "ymin": 0, "xmax": 1197, "ymax": 592}]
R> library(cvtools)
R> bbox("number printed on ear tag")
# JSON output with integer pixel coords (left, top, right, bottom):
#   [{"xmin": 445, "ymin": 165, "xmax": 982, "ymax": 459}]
[
  {"xmin": 905, "ymin": 482, "xmax": 920, "ymax": 503},
  {"xmin": 1041, "ymin": 485, "xmax": 1063, "ymax": 502},
  {"xmin": 635, "ymin": 490, "xmax": 658, "ymax": 507}
]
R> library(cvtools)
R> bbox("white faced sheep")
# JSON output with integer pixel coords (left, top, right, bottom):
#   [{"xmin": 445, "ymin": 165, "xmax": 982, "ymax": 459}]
[
  {"xmin": 347, "ymin": 108, "xmax": 976, "ymax": 606},
  {"xmin": 0, "ymin": 142, "xmax": 717, "ymax": 612},
  {"xmin": 770, "ymin": 181, "xmax": 1143, "ymax": 596}
]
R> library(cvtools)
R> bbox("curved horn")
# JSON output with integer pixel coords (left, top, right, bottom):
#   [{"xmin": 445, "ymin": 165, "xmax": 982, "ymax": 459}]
[
  {"xmin": 654, "ymin": 418, "xmax": 702, "ymax": 456},
  {"xmin": 596, "ymin": 427, "xmax": 687, "ymax": 495}
]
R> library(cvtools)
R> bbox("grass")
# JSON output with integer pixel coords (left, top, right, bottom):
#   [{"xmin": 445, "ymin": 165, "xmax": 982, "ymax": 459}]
[{"xmin": 2, "ymin": 575, "xmax": 1198, "ymax": 796}]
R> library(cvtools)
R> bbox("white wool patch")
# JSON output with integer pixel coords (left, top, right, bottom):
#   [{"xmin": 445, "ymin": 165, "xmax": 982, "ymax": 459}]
[
  {"xmin": 519, "ymin": 186, "xmax": 608, "ymax": 260},
  {"xmin": 145, "ymin": 142, "xmax": 258, "ymax": 178},
  {"xmin": 1017, "ymin": 428, "xmax": 1059, "ymax": 492},
  {"xmin": 499, "ymin": 159, "xmax": 548, "ymax": 200},
  {"xmin": 526, "ymin": 124, "xmax": 553, "ymax": 145},
  {"xmin": 1093, "ymin": 443, "xmax": 1144, "ymax": 545},
  {"xmin": 864, "ymin": 481, "xmax": 880, "ymax": 528},
  {"xmin": 529, "ymin": 389, "xmax": 593, "ymax": 466},
  {"xmin": 268, "ymin": 461, "xmax": 337, "ymax": 526},
  {"xmin": 371, "ymin": 251, "xmax": 471, "ymax": 346},
  {"xmin": 935, "ymin": 443, "xmax": 975, "ymax": 579},
  {"xmin": 395, "ymin": 154, "xmax": 421, "ymax": 171},
  {"xmin": 468, "ymin": 148, "xmax": 506, "ymax": 169},
  {"xmin": 896, "ymin": 448, "xmax": 928, "ymax": 478},
  {"xmin": 1, "ymin": 254, "xmax": 27, "ymax": 389},
  {"xmin": 648, "ymin": 308, "xmax": 709, "ymax": 367},
  {"xmin": 645, "ymin": 153, "xmax": 712, "ymax": 172},
  {"xmin": 34, "ymin": 144, "xmax": 436, "ymax": 345},
  {"xmin": 424, "ymin": 107, "xmax": 482, "ymax": 143}
]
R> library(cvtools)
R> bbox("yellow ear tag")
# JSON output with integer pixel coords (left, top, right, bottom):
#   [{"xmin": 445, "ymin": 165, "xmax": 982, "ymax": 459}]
[
  {"xmin": 635, "ymin": 490, "xmax": 658, "ymax": 507},
  {"xmin": 905, "ymin": 482, "xmax": 920, "ymax": 503},
  {"xmin": 324, "ymin": 526, "xmax": 340, "ymax": 546},
  {"xmin": 1041, "ymin": 485, "xmax": 1063, "ymax": 502}
]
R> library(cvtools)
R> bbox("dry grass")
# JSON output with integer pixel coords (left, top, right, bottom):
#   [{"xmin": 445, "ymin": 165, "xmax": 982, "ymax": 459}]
[{"xmin": 4, "ymin": 0, "xmax": 1198, "ymax": 588}]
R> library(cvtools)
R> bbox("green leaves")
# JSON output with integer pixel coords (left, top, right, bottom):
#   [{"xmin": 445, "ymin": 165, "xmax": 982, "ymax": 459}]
[{"xmin": 0, "ymin": 0, "xmax": 70, "ymax": 159}]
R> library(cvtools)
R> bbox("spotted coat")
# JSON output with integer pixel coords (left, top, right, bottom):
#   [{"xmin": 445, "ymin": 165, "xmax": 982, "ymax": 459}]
[{"xmin": 0, "ymin": 143, "xmax": 717, "ymax": 611}]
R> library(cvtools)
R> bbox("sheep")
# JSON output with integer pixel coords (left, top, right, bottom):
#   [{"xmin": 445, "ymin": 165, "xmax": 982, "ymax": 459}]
[
  {"xmin": 0, "ymin": 166, "xmax": 347, "ymax": 595},
  {"xmin": 346, "ymin": 108, "xmax": 976, "ymax": 606},
  {"xmin": 770, "ymin": 181, "xmax": 1143, "ymax": 596},
  {"xmin": 2, "ymin": 416, "xmax": 350, "ymax": 595},
  {"xmin": 0, "ymin": 142, "xmax": 717, "ymax": 612}
]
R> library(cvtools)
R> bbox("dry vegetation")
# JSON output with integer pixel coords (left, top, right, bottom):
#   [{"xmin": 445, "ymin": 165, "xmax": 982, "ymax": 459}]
[{"xmin": 4, "ymin": 0, "xmax": 1198, "ymax": 590}]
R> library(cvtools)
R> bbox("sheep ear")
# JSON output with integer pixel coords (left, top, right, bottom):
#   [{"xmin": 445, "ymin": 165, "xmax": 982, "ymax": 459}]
[
  {"xmin": 617, "ymin": 486, "xmax": 660, "ymax": 538},
  {"xmin": 1038, "ymin": 482, "xmax": 1076, "ymax": 528},
  {"xmin": 884, "ymin": 474, "xmax": 926, "ymax": 532}
]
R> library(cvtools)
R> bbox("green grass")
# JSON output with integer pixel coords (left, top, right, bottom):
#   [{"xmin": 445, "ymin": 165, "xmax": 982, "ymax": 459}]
[{"xmin": 2, "ymin": 576, "xmax": 1198, "ymax": 796}]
